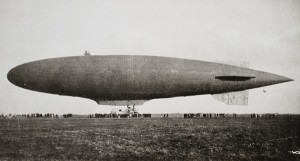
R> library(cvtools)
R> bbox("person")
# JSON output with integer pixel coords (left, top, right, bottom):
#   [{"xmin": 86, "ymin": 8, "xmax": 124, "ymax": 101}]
[{"xmin": 84, "ymin": 51, "xmax": 91, "ymax": 56}]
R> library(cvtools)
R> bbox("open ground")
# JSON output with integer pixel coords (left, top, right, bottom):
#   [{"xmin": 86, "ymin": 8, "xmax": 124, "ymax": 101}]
[{"xmin": 0, "ymin": 116, "xmax": 299, "ymax": 160}]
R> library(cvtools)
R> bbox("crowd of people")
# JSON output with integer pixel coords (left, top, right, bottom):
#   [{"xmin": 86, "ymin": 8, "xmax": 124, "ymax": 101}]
[
  {"xmin": 0, "ymin": 113, "xmax": 279, "ymax": 119},
  {"xmin": 184, "ymin": 113, "xmax": 234, "ymax": 118},
  {"xmin": 0, "ymin": 113, "xmax": 60, "ymax": 118},
  {"xmin": 250, "ymin": 113, "xmax": 276, "ymax": 118},
  {"xmin": 184, "ymin": 113, "xmax": 277, "ymax": 118}
]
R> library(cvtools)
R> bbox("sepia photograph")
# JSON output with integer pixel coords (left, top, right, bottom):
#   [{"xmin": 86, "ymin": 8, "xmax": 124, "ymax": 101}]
[{"xmin": 1, "ymin": 0, "xmax": 300, "ymax": 160}]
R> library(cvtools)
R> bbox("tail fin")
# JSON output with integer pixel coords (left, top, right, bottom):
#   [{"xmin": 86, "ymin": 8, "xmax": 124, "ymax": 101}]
[{"xmin": 212, "ymin": 90, "xmax": 249, "ymax": 105}]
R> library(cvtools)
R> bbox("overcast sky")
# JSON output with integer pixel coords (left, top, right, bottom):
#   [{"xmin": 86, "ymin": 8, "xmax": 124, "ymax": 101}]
[{"xmin": 1, "ymin": 0, "xmax": 299, "ymax": 114}]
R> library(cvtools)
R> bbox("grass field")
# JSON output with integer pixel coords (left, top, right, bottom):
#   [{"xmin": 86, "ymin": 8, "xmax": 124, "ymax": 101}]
[{"xmin": 0, "ymin": 117, "xmax": 300, "ymax": 160}]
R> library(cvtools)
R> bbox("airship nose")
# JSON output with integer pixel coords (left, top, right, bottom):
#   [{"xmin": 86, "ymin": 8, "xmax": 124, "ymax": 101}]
[
  {"xmin": 7, "ymin": 65, "xmax": 27, "ymax": 88},
  {"xmin": 254, "ymin": 71, "xmax": 293, "ymax": 87},
  {"xmin": 273, "ymin": 75, "xmax": 294, "ymax": 83}
]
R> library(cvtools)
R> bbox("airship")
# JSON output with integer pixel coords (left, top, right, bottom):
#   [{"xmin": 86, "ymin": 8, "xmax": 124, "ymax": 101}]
[{"xmin": 7, "ymin": 54, "xmax": 293, "ymax": 106}]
